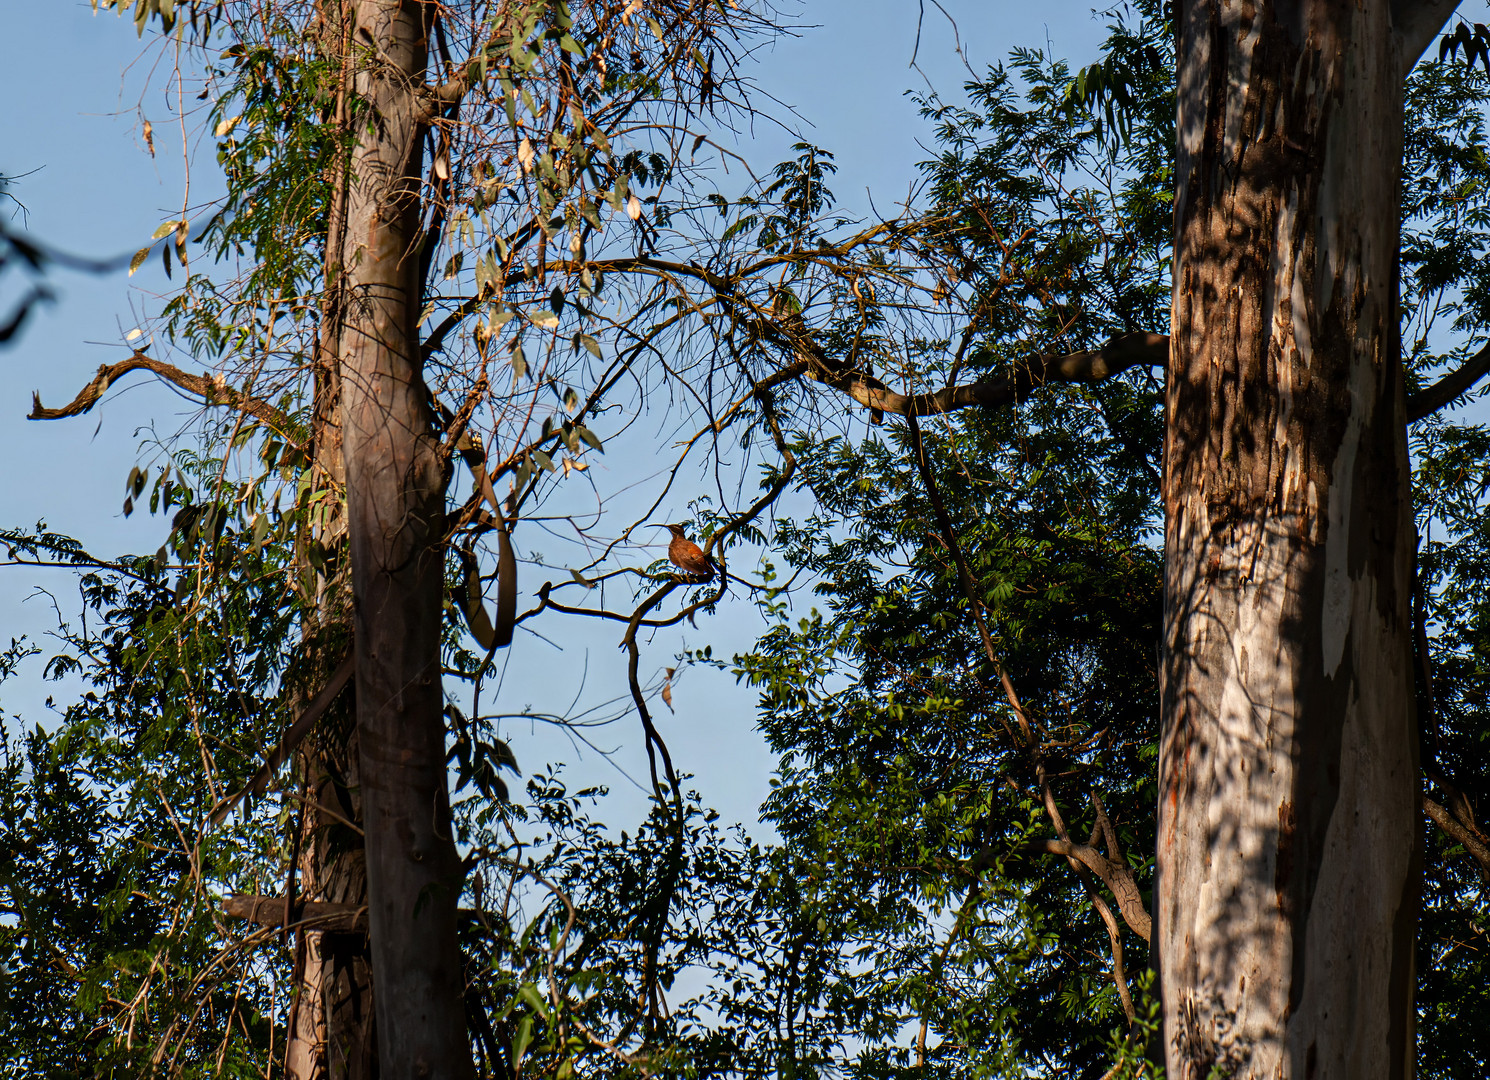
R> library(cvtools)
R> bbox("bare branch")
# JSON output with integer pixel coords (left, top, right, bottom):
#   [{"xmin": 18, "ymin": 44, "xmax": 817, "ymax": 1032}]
[
  {"xmin": 840, "ymin": 331, "xmax": 1167, "ymax": 417},
  {"xmin": 29, "ymin": 352, "xmax": 301, "ymax": 442},
  {"xmin": 1407, "ymin": 341, "xmax": 1490, "ymax": 421},
  {"xmin": 224, "ymin": 895, "xmax": 368, "ymax": 934}
]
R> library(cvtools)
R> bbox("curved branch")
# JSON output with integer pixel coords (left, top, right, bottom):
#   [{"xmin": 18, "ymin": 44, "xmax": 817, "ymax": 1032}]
[
  {"xmin": 833, "ymin": 331, "xmax": 1168, "ymax": 417},
  {"xmin": 808, "ymin": 323, "xmax": 1480, "ymax": 425},
  {"xmin": 1407, "ymin": 341, "xmax": 1490, "ymax": 422},
  {"xmin": 29, "ymin": 352, "xmax": 301, "ymax": 441},
  {"xmin": 1025, "ymin": 838, "xmax": 1153, "ymax": 943}
]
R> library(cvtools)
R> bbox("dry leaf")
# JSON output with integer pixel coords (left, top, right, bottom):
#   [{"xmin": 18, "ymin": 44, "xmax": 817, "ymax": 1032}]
[
  {"xmin": 142, "ymin": 118, "xmax": 155, "ymax": 157},
  {"xmin": 626, "ymin": 194, "xmax": 642, "ymax": 221},
  {"xmin": 661, "ymin": 667, "xmax": 675, "ymax": 712}
]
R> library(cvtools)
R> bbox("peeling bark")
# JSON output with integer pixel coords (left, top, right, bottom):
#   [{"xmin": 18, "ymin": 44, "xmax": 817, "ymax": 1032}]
[{"xmin": 1159, "ymin": 2, "xmax": 1446, "ymax": 1076}]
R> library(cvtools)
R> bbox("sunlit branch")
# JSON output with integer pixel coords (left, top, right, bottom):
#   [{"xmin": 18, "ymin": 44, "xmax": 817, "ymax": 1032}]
[
  {"xmin": 1423, "ymin": 793, "xmax": 1490, "ymax": 873},
  {"xmin": 28, "ymin": 351, "xmax": 303, "ymax": 444}
]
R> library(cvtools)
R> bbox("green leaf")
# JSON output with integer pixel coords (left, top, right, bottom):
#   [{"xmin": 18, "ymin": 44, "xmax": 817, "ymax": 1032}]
[
  {"xmin": 518, "ymin": 982, "xmax": 550, "ymax": 1019},
  {"xmin": 128, "ymin": 246, "xmax": 151, "ymax": 276},
  {"xmin": 574, "ymin": 424, "xmax": 603, "ymax": 453},
  {"xmin": 512, "ymin": 1015, "xmax": 534, "ymax": 1072}
]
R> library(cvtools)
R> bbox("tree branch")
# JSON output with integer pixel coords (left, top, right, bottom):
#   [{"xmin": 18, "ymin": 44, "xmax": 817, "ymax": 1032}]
[
  {"xmin": 1026, "ymin": 837, "xmax": 1153, "ymax": 943},
  {"xmin": 840, "ymin": 331, "xmax": 1167, "ymax": 417},
  {"xmin": 209, "ymin": 652, "xmax": 356, "ymax": 826},
  {"xmin": 1407, "ymin": 341, "xmax": 1490, "ymax": 421},
  {"xmin": 809, "ymin": 322, "xmax": 1481, "ymax": 423},
  {"xmin": 224, "ymin": 895, "xmax": 368, "ymax": 934},
  {"xmin": 1423, "ymin": 793, "xmax": 1490, "ymax": 873},
  {"xmin": 29, "ymin": 352, "xmax": 301, "ymax": 442}
]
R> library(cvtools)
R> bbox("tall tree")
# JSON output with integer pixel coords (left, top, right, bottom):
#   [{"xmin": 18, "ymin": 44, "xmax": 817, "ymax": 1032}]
[
  {"xmin": 19, "ymin": 3, "xmax": 1490, "ymax": 1076},
  {"xmin": 39, "ymin": 0, "xmax": 779, "ymax": 1074},
  {"xmin": 1159, "ymin": 2, "xmax": 1454, "ymax": 1075},
  {"xmin": 324, "ymin": 2, "xmax": 471, "ymax": 1072}
]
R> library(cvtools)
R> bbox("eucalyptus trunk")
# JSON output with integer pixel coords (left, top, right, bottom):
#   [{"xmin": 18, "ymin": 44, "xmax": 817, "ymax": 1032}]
[
  {"xmin": 284, "ymin": 3, "xmax": 379, "ymax": 1073},
  {"xmin": 287, "ymin": 706, "xmax": 378, "ymax": 1080},
  {"xmin": 333, "ymin": 0, "xmax": 470, "ymax": 1074},
  {"xmin": 1159, "ymin": 2, "xmax": 1453, "ymax": 1076}
]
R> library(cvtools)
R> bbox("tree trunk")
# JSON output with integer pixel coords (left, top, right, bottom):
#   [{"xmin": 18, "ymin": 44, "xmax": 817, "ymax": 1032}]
[
  {"xmin": 333, "ymin": 0, "xmax": 471, "ymax": 1076},
  {"xmin": 297, "ymin": 716, "xmax": 380, "ymax": 1080},
  {"xmin": 1159, "ymin": 2, "xmax": 1448, "ymax": 1076},
  {"xmin": 284, "ymin": 3, "xmax": 380, "ymax": 1071}
]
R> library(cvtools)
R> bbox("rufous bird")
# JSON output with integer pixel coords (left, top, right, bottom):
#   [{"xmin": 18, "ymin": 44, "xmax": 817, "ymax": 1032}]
[{"xmin": 655, "ymin": 523, "xmax": 717, "ymax": 580}]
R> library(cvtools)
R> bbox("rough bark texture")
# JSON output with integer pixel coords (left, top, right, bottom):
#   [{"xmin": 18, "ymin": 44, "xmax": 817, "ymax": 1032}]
[
  {"xmin": 283, "ymin": 646, "xmax": 374, "ymax": 1080},
  {"xmin": 335, "ymin": 1, "xmax": 472, "ymax": 1076},
  {"xmin": 284, "ymin": 3, "xmax": 380, "ymax": 1071},
  {"xmin": 297, "ymin": 713, "xmax": 379, "ymax": 1080},
  {"xmin": 1160, "ymin": 2, "xmax": 1434, "ymax": 1076}
]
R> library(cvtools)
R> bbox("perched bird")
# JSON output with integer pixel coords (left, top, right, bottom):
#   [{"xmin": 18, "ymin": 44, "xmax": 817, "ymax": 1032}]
[{"xmin": 656, "ymin": 523, "xmax": 717, "ymax": 580}]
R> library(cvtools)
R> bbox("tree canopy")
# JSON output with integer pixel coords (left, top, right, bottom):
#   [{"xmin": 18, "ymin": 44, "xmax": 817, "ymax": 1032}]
[{"xmin": 5, "ymin": 1, "xmax": 1490, "ymax": 1078}]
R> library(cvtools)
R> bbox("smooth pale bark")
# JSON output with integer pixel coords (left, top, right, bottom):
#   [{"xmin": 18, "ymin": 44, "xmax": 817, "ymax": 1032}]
[
  {"xmin": 1159, "ymin": 2, "xmax": 1444, "ymax": 1076},
  {"xmin": 334, "ymin": 0, "xmax": 471, "ymax": 1075}
]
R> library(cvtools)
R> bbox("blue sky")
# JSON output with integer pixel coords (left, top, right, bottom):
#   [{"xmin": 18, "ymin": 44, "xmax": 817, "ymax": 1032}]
[{"xmin": 0, "ymin": 1, "xmax": 1116, "ymax": 832}]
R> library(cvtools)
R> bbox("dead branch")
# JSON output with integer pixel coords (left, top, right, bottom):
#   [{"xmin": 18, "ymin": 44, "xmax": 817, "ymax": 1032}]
[
  {"xmin": 224, "ymin": 895, "xmax": 369, "ymax": 934},
  {"xmin": 29, "ymin": 352, "xmax": 302, "ymax": 442}
]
